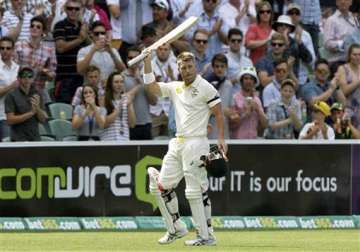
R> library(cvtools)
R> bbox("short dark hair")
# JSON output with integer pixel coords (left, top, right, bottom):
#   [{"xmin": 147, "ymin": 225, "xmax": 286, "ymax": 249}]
[
  {"xmin": 211, "ymin": 53, "xmax": 228, "ymax": 66},
  {"xmin": 31, "ymin": 15, "xmax": 47, "ymax": 31},
  {"xmin": 140, "ymin": 25, "xmax": 157, "ymax": 40},
  {"xmin": 90, "ymin": 21, "xmax": 105, "ymax": 31},
  {"xmin": 0, "ymin": 36, "xmax": 15, "ymax": 47},
  {"xmin": 273, "ymin": 58, "xmax": 288, "ymax": 68},
  {"xmin": 227, "ymin": 28, "xmax": 243, "ymax": 40},
  {"xmin": 85, "ymin": 65, "xmax": 101, "ymax": 74},
  {"xmin": 314, "ymin": 58, "xmax": 329, "ymax": 69}
]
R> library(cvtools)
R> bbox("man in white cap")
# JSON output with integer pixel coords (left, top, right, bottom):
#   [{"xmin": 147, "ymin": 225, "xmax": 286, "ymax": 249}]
[
  {"xmin": 287, "ymin": 3, "xmax": 315, "ymax": 86},
  {"xmin": 230, "ymin": 66, "xmax": 267, "ymax": 139},
  {"xmin": 272, "ymin": 14, "xmax": 312, "ymax": 80}
]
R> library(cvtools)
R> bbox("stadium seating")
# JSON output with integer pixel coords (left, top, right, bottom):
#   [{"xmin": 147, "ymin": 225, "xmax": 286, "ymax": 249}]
[
  {"xmin": 48, "ymin": 103, "xmax": 73, "ymax": 121},
  {"xmin": 48, "ymin": 119, "xmax": 76, "ymax": 141}
]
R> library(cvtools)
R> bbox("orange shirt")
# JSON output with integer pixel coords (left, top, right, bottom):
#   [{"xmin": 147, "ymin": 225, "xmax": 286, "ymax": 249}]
[{"xmin": 245, "ymin": 23, "xmax": 272, "ymax": 64}]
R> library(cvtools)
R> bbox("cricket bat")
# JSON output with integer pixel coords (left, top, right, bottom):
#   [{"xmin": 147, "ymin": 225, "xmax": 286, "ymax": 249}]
[{"xmin": 127, "ymin": 16, "xmax": 199, "ymax": 67}]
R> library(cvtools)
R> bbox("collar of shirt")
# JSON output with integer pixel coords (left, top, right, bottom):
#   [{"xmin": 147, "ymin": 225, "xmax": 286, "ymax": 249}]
[
  {"xmin": 0, "ymin": 60, "xmax": 17, "ymax": 71},
  {"xmin": 335, "ymin": 10, "xmax": 357, "ymax": 27},
  {"xmin": 315, "ymin": 80, "xmax": 329, "ymax": 91},
  {"xmin": 228, "ymin": 50, "xmax": 241, "ymax": 61},
  {"xmin": 183, "ymin": 74, "xmax": 201, "ymax": 89}
]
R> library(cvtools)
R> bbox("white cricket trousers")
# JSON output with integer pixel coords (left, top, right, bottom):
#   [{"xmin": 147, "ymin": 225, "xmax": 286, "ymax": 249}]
[{"xmin": 158, "ymin": 136, "xmax": 210, "ymax": 199}]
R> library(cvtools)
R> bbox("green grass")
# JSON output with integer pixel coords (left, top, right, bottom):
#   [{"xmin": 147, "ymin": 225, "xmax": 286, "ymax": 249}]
[{"xmin": 0, "ymin": 230, "xmax": 359, "ymax": 252}]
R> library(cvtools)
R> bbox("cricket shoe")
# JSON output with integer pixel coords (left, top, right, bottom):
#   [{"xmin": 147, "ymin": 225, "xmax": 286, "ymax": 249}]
[
  {"xmin": 158, "ymin": 225, "xmax": 188, "ymax": 244},
  {"xmin": 184, "ymin": 237, "xmax": 217, "ymax": 246}
]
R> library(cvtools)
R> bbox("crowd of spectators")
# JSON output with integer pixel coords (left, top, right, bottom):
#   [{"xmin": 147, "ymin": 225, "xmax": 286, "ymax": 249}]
[{"xmin": 0, "ymin": 0, "xmax": 359, "ymax": 142}]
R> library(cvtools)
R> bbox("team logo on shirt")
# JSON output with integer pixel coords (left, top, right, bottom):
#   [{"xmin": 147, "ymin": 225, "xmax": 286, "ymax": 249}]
[
  {"xmin": 190, "ymin": 87, "xmax": 199, "ymax": 97},
  {"xmin": 176, "ymin": 86, "xmax": 183, "ymax": 94}
]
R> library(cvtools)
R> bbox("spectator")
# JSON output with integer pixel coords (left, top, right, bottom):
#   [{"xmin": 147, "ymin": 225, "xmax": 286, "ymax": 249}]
[
  {"xmin": 272, "ymin": 15, "xmax": 313, "ymax": 80},
  {"xmin": 328, "ymin": 102, "xmax": 360, "ymax": 139},
  {"xmin": 84, "ymin": 0, "xmax": 111, "ymax": 35},
  {"xmin": 262, "ymin": 59, "xmax": 297, "ymax": 110},
  {"xmin": 301, "ymin": 59, "xmax": 346, "ymax": 113},
  {"xmin": 1, "ymin": 0, "xmax": 52, "ymax": 17},
  {"xmin": 15, "ymin": 15, "xmax": 57, "ymax": 105},
  {"xmin": 218, "ymin": 0, "xmax": 257, "ymax": 36},
  {"xmin": 146, "ymin": 0, "xmax": 190, "ymax": 54},
  {"xmin": 169, "ymin": 0, "xmax": 195, "ymax": 25},
  {"xmin": 205, "ymin": 53, "xmax": 232, "ymax": 139},
  {"xmin": 324, "ymin": 0, "xmax": 357, "ymax": 63},
  {"xmin": 53, "ymin": 0, "xmax": 89, "ymax": 104},
  {"xmin": 116, "ymin": 0, "xmax": 153, "ymax": 60},
  {"xmin": 229, "ymin": 67, "xmax": 267, "ymax": 139},
  {"xmin": 191, "ymin": 29, "xmax": 211, "ymax": 75},
  {"xmin": 287, "ymin": 3, "xmax": 316, "ymax": 86},
  {"xmin": 106, "ymin": 0, "xmax": 122, "ymax": 50},
  {"xmin": 72, "ymin": 85, "xmax": 106, "ymax": 141},
  {"xmin": 299, "ymin": 101, "xmax": 335, "ymax": 139},
  {"xmin": 2, "ymin": 0, "xmax": 33, "ymax": 41},
  {"xmin": 150, "ymin": 43, "xmax": 178, "ymax": 137},
  {"xmin": 123, "ymin": 46, "xmax": 157, "ymax": 140},
  {"xmin": 138, "ymin": 25, "xmax": 157, "ymax": 51},
  {"xmin": 343, "ymin": 9, "xmax": 360, "ymax": 56},
  {"xmin": 291, "ymin": 0, "xmax": 321, "ymax": 56},
  {"xmin": 77, "ymin": 21, "xmax": 125, "ymax": 83},
  {"xmin": 265, "ymin": 78, "xmax": 302, "ymax": 139},
  {"xmin": 337, "ymin": 43, "xmax": 360, "ymax": 128},
  {"xmin": 101, "ymin": 72, "xmax": 136, "ymax": 141},
  {"xmin": 0, "ymin": 7, "xmax": 9, "ymax": 37},
  {"xmin": 72, "ymin": 65, "xmax": 104, "ymax": 107},
  {"xmin": 5, "ymin": 67, "xmax": 48, "ymax": 141},
  {"xmin": 0, "ymin": 36, "xmax": 18, "ymax": 141},
  {"xmin": 224, "ymin": 28, "xmax": 253, "ymax": 85},
  {"xmin": 245, "ymin": 1, "xmax": 273, "ymax": 64},
  {"xmin": 256, "ymin": 32, "xmax": 290, "ymax": 87},
  {"xmin": 189, "ymin": 0, "xmax": 227, "ymax": 59}
]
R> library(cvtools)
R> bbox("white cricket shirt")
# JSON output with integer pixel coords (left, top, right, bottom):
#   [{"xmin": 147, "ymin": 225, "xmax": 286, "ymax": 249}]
[{"xmin": 158, "ymin": 75, "xmax": 221, "ymax": 137}]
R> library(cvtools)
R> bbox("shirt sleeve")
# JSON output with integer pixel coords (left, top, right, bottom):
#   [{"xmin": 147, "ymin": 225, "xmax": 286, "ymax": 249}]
[
  {"xmin": 77, "ymin": 47, "xmax": 87, "ymax": 62},
  {"xmin": 53, "ymin": 22, "xmax": 65, "ymax": 41},
  {"xmin": 204, "ymin": 82, "xmax": 221, "ymax": 108},
  {"xmin": 158, "ymin": 82, "xmax": 173, "ymax": 98}
]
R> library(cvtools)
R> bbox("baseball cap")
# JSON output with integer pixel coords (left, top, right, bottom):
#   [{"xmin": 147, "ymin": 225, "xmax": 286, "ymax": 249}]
[
  {"xmin": 313, "ymin": 101, "xmax": 331, "ymax": 117},
  {"xmin": 287, "ymin": 3, "xmax": 301, "ymax": 13},
  {"xmin": 330, "ymin": 102, "xmax": 344, "ymax": 111},
  {"xmin": 150, "ymin": 0, "xmax": 169, "ymax": 11},
  {"xmin": 18, "ymin": 66, "xmax": 34, "ymax": 78}
]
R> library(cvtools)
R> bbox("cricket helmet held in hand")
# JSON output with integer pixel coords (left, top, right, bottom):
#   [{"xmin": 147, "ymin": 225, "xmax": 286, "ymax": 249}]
[{"xmin": 201, "ymin": 145, "xmax": 228, "ymax": 178}]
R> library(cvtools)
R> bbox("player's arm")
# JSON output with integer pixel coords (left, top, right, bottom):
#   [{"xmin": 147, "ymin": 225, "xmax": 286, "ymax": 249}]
[
  {"xmin": 211, "ymin": 103, "xmax": 228, "ymax": 155},
  {"xmin": 143, "ymin": 51, "xmax": 161, "ymax": 97}
]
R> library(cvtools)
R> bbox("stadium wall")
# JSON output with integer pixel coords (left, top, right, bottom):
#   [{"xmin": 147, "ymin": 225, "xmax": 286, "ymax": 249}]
[{"xmin": 0, "ymin": 141, "xmax": 357, "ymax": 218}]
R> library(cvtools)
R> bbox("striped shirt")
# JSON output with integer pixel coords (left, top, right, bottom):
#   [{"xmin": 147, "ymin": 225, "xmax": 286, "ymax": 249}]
[
  {"xmin": 1, "ymin": 0, "xmax": 52, "ymax": 17},
  {"xmin": 293, "ymin": 0, "xmax": 321, "ymax": 25},
  {"xmin": 15, "ymin": 40, "xmax": 57, "ymax": 89},
  {"xmin": 101, "ymin": 96, "xmax": 130, "ymax": 141},
  {"xmin": 3, "ymin": 10, "xmax": 33, "ymax": 41},
  {"xmin": 53, "ymin": 18, "xmax": 87, "ymax": 79}
]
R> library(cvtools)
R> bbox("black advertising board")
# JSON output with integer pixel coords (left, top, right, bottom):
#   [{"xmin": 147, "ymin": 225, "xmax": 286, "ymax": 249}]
[{"xmin": 0, "ymin": 143, "xmax": 351, "ymax": 216}]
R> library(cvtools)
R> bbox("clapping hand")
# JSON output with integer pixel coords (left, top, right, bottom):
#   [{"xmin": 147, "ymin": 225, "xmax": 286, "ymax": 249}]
[{"xmin": 30, "ymin": 95, "xmax": 41, "ymax": 113}]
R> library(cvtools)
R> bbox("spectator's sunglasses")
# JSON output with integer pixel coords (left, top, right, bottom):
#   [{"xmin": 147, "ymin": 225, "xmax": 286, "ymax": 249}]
[
  {"xmin": 0, "ymin": 46, "xmax": 13, "ymax": 51},
  {"xmin": 93, "ymin": 31, "xmax": 106, "ymax": 36},
  {"xmin": 259, "ymin": 10, "xmax": 271, "ymax": 14},
  {"xmin": 271, "ymin": 42, "xmax": 285, "ymax": 47},
  {"xmin": 66, "ymin": 6, "xmax": 81, "ymax": 12},
  {"xmin": 195, "ymin": 39, "xmax": 208, "ymax": 44},
  {"xmin": 288, "ymin": 10, "xmax": 301, "ymax": 16},
  {"xmin": 19, "ymin": 72, "xmax": 34, "ymax": 79},
  {"xmin": 230, "ymin": 38, "xmax": 242, "ymax": 43},
  {"xmin": 204, "ymin": 0, "xmax": 217, "ymax": 4}
]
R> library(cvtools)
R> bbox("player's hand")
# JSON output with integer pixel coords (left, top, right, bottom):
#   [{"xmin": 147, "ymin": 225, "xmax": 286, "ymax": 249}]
[{"xmin": 217, "ymin": 138, "xmax": 228, "ymax": 160}]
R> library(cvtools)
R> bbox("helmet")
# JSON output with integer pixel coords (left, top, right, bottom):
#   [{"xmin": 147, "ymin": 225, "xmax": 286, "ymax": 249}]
[{"xmin": 201, "ymin": 145, "xmax": 228, "ymax": 178}]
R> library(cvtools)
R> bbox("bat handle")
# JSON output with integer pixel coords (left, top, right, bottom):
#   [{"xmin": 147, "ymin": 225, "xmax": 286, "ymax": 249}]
[{"xmin": 127, "ymin": 53, "xmax": 147, "ymax": 67}]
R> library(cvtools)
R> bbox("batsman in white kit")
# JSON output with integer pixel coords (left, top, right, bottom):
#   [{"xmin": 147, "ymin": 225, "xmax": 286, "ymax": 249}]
[{"xmin": 143, "ymin": 50, "xmax": 227, "ymax": 246}]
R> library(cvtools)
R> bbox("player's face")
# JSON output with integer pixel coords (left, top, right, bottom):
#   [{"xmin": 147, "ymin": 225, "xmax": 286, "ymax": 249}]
[
  {"xmin": 178, "ymin": 60, "xmax": 197, "ymax": 85},
  {"xmin": 213, "ymin": 61, "xmax": 227, "ymax": 78}
]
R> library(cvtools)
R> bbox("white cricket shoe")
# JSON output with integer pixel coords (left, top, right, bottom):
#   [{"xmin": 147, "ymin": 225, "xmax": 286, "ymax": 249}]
[
  {"xmin": 184, "ymin": 236, "xmax": 217, "ymax": 246},
  {"xmin": 158, "ymin": 225, "xmax": 188, "ymax": 244}
]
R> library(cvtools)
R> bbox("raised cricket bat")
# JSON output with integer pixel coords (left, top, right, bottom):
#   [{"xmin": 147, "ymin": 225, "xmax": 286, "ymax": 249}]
[{"xmin": 127, "ymin": 16, "xmax": 199, "ymax": 67}]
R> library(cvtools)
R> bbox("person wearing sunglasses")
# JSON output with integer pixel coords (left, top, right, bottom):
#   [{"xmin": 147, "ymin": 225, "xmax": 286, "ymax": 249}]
[
  {"xmin": 244, "ymin": 1, "xmax": 273, "ymax": 64},
  {"xmin": 191, "ymin": 29, "xmax": 211, "ymax": 74},
  {"xmin": 286, "ymin": 3, "xmax": 316, "ymax": 87},
  {"xmin": 2, "ymin": 0, "xmax": 33, "ymax": 41},
  {"xmin": 77, "ymin": 21, "xmax": 125, "ymax": 84},
  {"xmin": 300, "ymin": 58, "xmax": 346, "ymax": 122},
  {"xmin": 15, "ymin": 15, "xmax": 57, "ymax": 105},
  {"xmin": 224, "ymin": 28, "xmax": 253, "ymax": 86},
  {"xmin": 4, "ymin": 67, "xmax": 48, "ymax": 141},
  {"xmin": 0, "ymin": 36, "xmax": 18, "ymax": 141}
]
